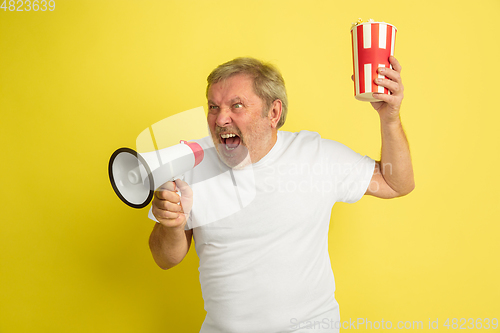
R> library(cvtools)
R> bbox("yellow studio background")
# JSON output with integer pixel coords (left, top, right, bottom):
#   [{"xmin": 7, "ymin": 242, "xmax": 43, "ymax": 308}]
[{"xmin": 1, "ymin": 0, "xmax": 499, "ymax": 332}]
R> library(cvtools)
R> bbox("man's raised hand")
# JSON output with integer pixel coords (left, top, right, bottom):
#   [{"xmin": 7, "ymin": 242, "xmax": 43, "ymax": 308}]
[{"xmin": 370, "ymin": 56, "xmax": 404, "ymax": 122}]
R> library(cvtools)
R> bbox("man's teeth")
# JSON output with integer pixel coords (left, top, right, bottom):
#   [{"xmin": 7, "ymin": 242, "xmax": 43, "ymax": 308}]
[{"xmin": 221, "ymin": 133, "xmax": 238, "ymax": 150}]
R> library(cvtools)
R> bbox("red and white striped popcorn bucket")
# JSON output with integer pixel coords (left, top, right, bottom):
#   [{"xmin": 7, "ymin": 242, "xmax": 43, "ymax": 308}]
[{"xmin": 351, "ymin": 22, "xmax": 397, "ymax": 102}]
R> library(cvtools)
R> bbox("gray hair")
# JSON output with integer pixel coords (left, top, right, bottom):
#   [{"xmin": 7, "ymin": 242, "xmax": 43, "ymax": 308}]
[{"xmin": 206, "ymin": 57, "xmax": 288, "ymax": 128}]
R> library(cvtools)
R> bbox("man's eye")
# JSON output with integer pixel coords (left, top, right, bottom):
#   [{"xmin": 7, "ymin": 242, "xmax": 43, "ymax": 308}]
[
  {"xmin": 209, "ymin": 105, "xmax": 219, "ymax": 110},
  {"xmin": 233, "ymin": 103, "xmax": 243, "ymax": 109}
]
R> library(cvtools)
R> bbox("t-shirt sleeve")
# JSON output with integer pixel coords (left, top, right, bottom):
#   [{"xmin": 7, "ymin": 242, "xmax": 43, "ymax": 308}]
[{"xmin": 322, "ymin": 139, "xmax": 375, "ymax": 203}]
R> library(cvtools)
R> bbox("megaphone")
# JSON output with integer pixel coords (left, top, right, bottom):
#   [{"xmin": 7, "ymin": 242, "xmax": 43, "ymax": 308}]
[{"xmin": 108, "ymin": 140, "xmax": 204, "ymax": 208}]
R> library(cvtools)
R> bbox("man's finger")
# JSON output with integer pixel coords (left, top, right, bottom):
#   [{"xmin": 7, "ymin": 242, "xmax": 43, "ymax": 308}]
[
  {"xmin": 154, "ymin": 189, "xmax": 179, "ymax": 201},
  {"xmin": 152, "ymin": 205, "xmax": 180, "ymax": 220},
  {"xmin": 153, "ymin": 199, "xmax": 183, "ymax": 212},
  {"xmin": 374, "ymin": 77, "xmax": 402, "ymax": 95},
  {"xmin": 372, "ymin": 92, "xmax": 394, "ymax": 104},
  {"xmin": 154, "ymin": 181, "xmax": 180, "ymax": 201},
  {"xmin": 389, "ymin": 56, "xmax": 402, "ymax": 73}
]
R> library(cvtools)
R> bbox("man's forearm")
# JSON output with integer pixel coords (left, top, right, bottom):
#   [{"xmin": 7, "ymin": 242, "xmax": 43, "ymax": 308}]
[
  {"xmin": 149, "ymin": 223, "xmax": 191, "ymax": 270},
  {"xmin": 379, "ymin": 116, "xmax": 415, "ymax": 196}
]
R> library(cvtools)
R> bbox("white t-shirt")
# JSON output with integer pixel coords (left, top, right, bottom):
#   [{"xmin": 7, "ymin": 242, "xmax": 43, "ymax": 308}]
[{"xmin": 154, "ymin": 130, "xmax": 375, "ymax": 332}]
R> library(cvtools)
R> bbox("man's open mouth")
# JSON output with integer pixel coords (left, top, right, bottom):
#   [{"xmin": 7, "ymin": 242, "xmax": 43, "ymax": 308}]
[{"xmin": 220, "ymin": 133, "xmax": 241, "ymax": 151}]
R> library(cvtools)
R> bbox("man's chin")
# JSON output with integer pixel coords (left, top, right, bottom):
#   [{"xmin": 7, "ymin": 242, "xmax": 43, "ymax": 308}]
[
  {"xmin": 229, "ymin": 153, "xmax": 252, "ymax": 170},
  {"xmin": 216, "ymin": 144, "xmax": 252, "ymax": 169}
]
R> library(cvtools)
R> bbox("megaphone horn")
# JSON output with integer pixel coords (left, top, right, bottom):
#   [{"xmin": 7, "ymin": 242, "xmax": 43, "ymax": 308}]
[{"xmin": 108, "ymin": 140, "xmax": 204, "ymax": 209}]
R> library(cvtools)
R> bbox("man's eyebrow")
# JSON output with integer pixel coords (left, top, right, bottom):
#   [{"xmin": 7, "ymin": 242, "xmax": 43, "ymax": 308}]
[
  {"xmin": 228, "ymin": 97, "xmax": 244, "ymax": 105},
  {"xmin": 208, "ymin": 97, "xmax": 243, "ymax": 105}
]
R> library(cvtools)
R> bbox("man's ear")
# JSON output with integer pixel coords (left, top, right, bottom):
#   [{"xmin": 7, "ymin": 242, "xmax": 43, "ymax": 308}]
[{"xmin": 268, "ymin": 99, "xmax": 282, "ymax": 129}]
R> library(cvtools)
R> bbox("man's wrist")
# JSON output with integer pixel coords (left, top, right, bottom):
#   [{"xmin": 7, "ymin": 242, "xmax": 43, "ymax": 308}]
[
  {"xmin": 156, "ymin": 221, "xmax": 186, "ymax": 237},
  {"xmin": 379, "ymin": 113, "xmax": 402, "ymax": 127}
]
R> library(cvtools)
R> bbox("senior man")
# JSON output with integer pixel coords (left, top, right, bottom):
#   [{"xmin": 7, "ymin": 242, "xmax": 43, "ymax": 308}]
[{"xmin": 149, "ymin": 56, "xmax": 414, "ymax": 332}]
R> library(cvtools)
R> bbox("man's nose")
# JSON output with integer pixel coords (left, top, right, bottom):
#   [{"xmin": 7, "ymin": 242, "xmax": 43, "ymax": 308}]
[{"xmin": 215, "ymin": 107, "xmax": 232, "ymax": 127}]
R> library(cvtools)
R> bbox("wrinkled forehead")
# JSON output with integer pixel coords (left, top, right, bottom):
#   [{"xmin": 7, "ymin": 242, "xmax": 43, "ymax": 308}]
[{"xmin": 207, "ymin": 74, "xmax": 258, "ymax": 101}]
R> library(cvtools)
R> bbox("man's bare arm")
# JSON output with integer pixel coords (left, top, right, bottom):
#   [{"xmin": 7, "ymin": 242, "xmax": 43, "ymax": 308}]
[
  {"xmin": 149, "ymin": 180, "xmax": 193, "ymax": 269},
  {"xmin": 365, "ymin": 56, "xmax": 415, "ymax": 198},
  {"xmin": 149, "ymin": 224, "xmax": 192, "ymax": 270}
]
